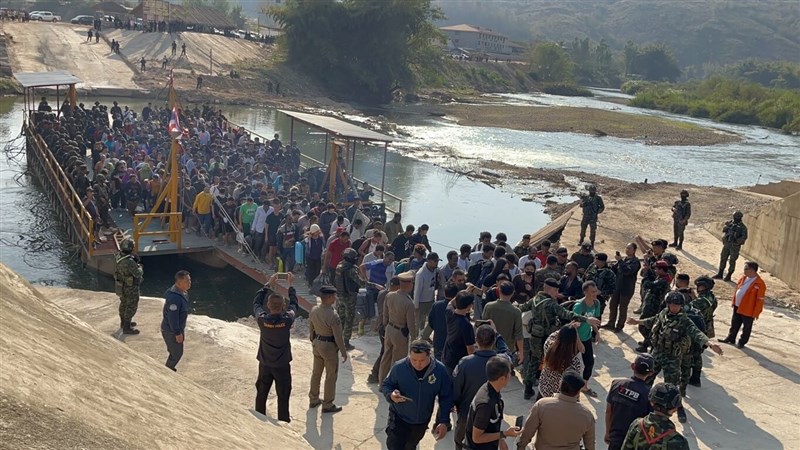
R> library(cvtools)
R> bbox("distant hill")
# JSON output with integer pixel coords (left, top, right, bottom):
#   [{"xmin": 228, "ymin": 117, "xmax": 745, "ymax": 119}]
[{"xmin": 435, "ymin": 0, "xmax": 800, "ymax": 68}]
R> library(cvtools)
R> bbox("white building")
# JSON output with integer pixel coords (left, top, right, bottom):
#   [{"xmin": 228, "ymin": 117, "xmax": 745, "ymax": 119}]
[{"xmin": 440, "ymin": 24, "xmax": 512, "ymax": 55}]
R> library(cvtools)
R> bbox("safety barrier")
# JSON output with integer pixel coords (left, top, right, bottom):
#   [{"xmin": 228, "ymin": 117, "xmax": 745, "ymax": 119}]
[
  {"xmin": 24, "ymin": 117, "xmax": 96, "ymax": 256},
  {"xmin": 132, "ymin": 212, "xmax": 183, "ymax": 253}
]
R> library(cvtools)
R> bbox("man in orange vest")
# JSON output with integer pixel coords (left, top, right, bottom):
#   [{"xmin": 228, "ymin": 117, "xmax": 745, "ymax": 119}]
[{"xmin": 718, "ymin": 261, "xmax": 766, "ymax": 349}]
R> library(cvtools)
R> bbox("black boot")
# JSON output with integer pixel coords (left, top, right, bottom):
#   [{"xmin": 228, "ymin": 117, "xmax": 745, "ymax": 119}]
[
  {"xmin": 677, "ymin": 406, "xmax": 687, "ymax": 423},
  {"xmin": 712, "ymin": 272, "xmax": 723, "ymax": 280},
  {"xmin": 723, "ymin": 272, "xmax": 732, "ymax": 282},
  {"xmin": 668, "ymin": 241, "xmax": 677, "ymax": 248},
  {"xmin": 122, "ymin": 320, "xmax": 140, "ymax": 335},
  {"xmin": 120, "ymin": 317, "xmax": 124, "ymax": 329},
  {"xmin": 130, "ymin": 321, "xmax": 137, "ymax": 327},
  {"xmin": 689, "ymin": 370, "xmax": 701, "ymax": 387},
  {"xmin": 524, "ymin": 382, "xmax": 534, "ymax": 400}
]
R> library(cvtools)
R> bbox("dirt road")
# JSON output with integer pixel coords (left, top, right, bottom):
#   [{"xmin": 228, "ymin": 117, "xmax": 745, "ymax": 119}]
[{"xmin": 2, "ymin": 21, "xmax": 139, "ymax": 90}]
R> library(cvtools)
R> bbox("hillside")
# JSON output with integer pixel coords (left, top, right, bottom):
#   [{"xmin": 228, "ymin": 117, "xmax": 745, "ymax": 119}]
[
  {"xmin": 436, "ymin": 0, "xmax": 800, "ymax": 68},
  {"xmin": 0, "ymin": 263, "xmax": 311, "ymax": 449}
]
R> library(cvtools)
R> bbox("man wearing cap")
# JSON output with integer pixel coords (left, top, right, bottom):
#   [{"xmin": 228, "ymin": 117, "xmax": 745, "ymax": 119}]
[
  {"xmin": 628, "ymin": 292, "xmax": 723, "ymax": 423},
  {"xmin": 254, "ymin": 274, "xmax": 299, "ymax": 423},
  {"xmin": 381, "ymin": 339, "xmax": 452, "ymax": 449},
  {"xmin": 304, "ymin": 224, "xmax": 326, "ymax": 286},
  {"xmin": 443, "ymin": 290, "xmax": 476, "ymax": 373},
  {"xmin": 533, "ymin": 255, "xmax": 562, "ymax": 293},
  {"xmin": 554, "ymin": 247, "xmax": 570, "ymax": 274},
  {"xmin": 414, "ymin": 252, "xmax": 445, "ymax": 335},
  {"xmin": 605, "ymin": 354, "xmax": 655, "ymax": 450},
  {"xmin": 308, "ymin": 285, "xmax": 348, "ymax": 414},
  {"xmin": 369, "ymin": 277, "xmax": 401, "ymax": 384},
  {"xmin": 379, "ymin": 270, "xmax": 418, "ymax": 382},
  {"xmin": 334, "ymin": 248, "xmax": 365, "ymax": 350},
  {"xmin": 570, "ymin": 243, "xmax": 595, "ymax": 275},
  {"xmin": 519, "ymin": 278, "xmax": 599, "ymax": 397},
  {"xmin": 482, "ymin": 281, "xmax": 525, "ymax": 368},
  {"xmin": 714, "ymin": 211, "xmax": 748, "ymax": 281},
  {"xmin": 579, "ymin": 185, "xmax": 605, "ymax": 247},
  {"xmin": 687, "ymin": 276, "xmax": 717, "ymax": 386},
  {"xmin": 584, "ymin": 252, "xmax": 616, "ymax": 317},
  {"xmin": 670, "ymin": 190, "xmax": 691, "ymax": 250},
  {"xmin": 621, "ymin": 383, "xmax": 689, "ymax": 449},
  {"xmin": 635, "ymin": 239, "xmax": 669, "ymax": 315},
  {"xmin": 605, "ymin": 243, "xmax": 642, "ymax": 332},
  {"xmin": 517, "ymin": 369, "xmax": 596, "ymax": 450},
  {"xmin": 635, "ymin": 260, "xmax": 673, "ymax": 352}
]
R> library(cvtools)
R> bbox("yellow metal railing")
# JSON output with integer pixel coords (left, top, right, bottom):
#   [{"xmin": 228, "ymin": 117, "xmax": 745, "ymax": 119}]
[
  {"xmin": 25, "ymin": 118, "xmax": 96, "ymax": 256},
  {"xmin": 132, "ymin": 212, "xmax": 183, "ymax": 253}
]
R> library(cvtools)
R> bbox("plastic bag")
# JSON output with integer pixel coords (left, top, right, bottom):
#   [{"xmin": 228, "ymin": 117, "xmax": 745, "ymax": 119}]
[{"xmin": 311, "ymin": 272, "xmax": 330, "ymax": 296}]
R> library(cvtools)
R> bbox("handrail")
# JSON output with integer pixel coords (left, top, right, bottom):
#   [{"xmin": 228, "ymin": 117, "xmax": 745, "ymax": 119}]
[
  {"xmin": 24, "ymin": 118, "xmax": 95, "ymax": 256},
  {"xmin": 132, "ymin": 212, "xmax": 182, "ymax": 253},
  {"xmin": 225, "ymin": 119, "xmax": 403, "ymax": 214}
]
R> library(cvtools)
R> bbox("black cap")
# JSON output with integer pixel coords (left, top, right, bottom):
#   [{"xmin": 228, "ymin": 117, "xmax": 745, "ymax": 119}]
[
  {"xmin": 595, "ymin": 252, "xmax": 608, "ymax": 262},
  {"xmin": 561, "ymin": 370, "xmax": 585, "ymax": 391},
  {"xmin": 634, "ymin": 353, "xmax": 655, "ymax": 373},
  {"xmin": 319, "ymin": 285, "xmax": 337, "ymax": 295},
  {"xmin": 546, "ymin": 254, "xmax": 558, "ymax": 265},
  {"xmin": 543, "ymin": 278, "xmax": 559, "ymax": 288},
  {"xmin": 581, "ymin": 242, "xmax": 593, "ymax": 250}
]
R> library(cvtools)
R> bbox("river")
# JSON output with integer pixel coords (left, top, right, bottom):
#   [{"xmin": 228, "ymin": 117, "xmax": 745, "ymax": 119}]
[{"xmin": 1, "ymin": 93, "xmax": 797, "ymax": 320}]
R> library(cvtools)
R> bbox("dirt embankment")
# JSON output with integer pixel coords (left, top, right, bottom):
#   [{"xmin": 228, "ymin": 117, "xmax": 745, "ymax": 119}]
[
  {"xmin": 0, "ymin": 263, "xmax": 311, "ymax": 449},
  {"xmin": 443, "ymin": 103, "xmax": 741, "ymax": 146}
]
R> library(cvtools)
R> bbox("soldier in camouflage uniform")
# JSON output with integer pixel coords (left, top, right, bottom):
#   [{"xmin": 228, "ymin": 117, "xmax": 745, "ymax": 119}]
[
  {"xmin": 621, "ymin": 383, "xmax": 688, "ymax": 450},
  {"xmin": 584, "ymin": 252, "xmax": 616, "ymax": 317},
  {"xmin": 635, "ymin": 260, "xmax": 673, "ymax": 353},
  {"xmin": 114, "ymin": 238, "xmax": 143, "ymax": 335},
  {"xmin": 687, "ymin": 276, "xmax": 717, "ymax": 387},
  {"xmin": 578, "ymin": 185, "xmax": 605, "ymax": 247},
  {"xmin": 334, "ymin": 248, "xmax": 365, "ymax": 350},
  {"xmin": 669, "ymin": 190, "xmax": 691, "ymax": 250},
  {"xmin": 714, "ymin": 211, "xmax": 748, "ymax": 281},
  {"xmin": 628, "ymin": 292, "xmax": 723, "ymax": 423},
  {"xmin": 533, "ymin": 254, "xmax": 562, "ymax": 293},
  {"xmin": 518, "ymin": 278, "xmax": 598, "ymax": 399}
]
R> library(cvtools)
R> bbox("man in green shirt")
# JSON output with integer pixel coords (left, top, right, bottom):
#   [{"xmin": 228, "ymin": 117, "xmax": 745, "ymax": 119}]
[
  {"xmin": 572, "ymin": 280, "xmax": 603, "ymax": 397},
  {"xmin": 238, "ymin": 197, "xmax": 258, "ymax": 238},
  {"xmin": 481, "ymin": 281, "xmax": 524, "ymax": 368}
]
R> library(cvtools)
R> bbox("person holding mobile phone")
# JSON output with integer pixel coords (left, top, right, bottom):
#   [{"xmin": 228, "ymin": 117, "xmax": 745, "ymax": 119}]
[{"xmin": 465, "ymin": 357, "xmax": 521, "ymax": 450}]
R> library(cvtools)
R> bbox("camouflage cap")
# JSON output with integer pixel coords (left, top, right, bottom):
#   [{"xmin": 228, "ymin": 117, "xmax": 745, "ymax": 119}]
[{"xmin": 649, "ymin": 383, "xmax": 682, "ymax": 409}]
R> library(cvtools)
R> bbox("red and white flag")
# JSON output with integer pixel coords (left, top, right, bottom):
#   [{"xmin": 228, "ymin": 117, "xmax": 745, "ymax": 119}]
[{"xmin": 168, "ymin": 107, "xmax": 182, "ymax": 139}]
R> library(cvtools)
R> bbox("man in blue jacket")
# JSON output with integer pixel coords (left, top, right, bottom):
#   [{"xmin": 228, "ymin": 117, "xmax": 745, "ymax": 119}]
[
  {"xmin": 380, "ymin": 339, "xmax": 452, "ymax": 450},
  {"xmin": 161, "ymin": 270, "xmax": 191, "ymax": 372},
  {"xmin": 452, "ymin": 324, "xmax": 512, "ymax": 450},
  {"xmin": 254, "ymin": 273, "xmax": 299, "ymax": 423}
]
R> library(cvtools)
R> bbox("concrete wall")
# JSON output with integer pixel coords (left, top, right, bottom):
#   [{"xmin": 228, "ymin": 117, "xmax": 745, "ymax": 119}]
[{"xmin": 708, "ymin": 191, "xmax": 800, "ymax": 290}]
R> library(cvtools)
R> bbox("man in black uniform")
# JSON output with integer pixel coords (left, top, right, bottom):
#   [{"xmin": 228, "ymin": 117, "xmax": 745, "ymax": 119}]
[
  {"xmin": 605, "ymin": 354, "xmax": 655, "ymax": 450},
  {"xmin": 254, "ymin": 273, "xmax": 299, "ymax": 423},
  {"xmin": 464, "ymin": 356, "xmax": 522, "ymax": 450}
]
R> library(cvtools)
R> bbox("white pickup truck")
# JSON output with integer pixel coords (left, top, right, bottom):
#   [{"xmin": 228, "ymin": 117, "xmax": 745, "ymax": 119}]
[{"xmin": 30, "ymin": 11, "xmax": 61, "ymax": 22}]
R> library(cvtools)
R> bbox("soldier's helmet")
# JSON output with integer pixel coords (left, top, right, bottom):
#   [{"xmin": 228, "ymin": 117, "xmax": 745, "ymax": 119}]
[
  {"xmin": 694, "ymin": 276, "xmax": 715, "ymax": 291},
  {"xmin": 94, "ymin": 174, "xmax": 106, "ymax": 183},
  {"xmin": 120, "ymin": 238, "xmax": 135, "ymax": 253},
  {"xmin": 342, "ymin": 248, "xmax": 358, "ymax": 264},
  {"xmin": 733, "ymin": 211, "xmax": 744, "ymax": 220},
  {"xmin": 587, "ymin": 185, "xmax": 597, "ymax": 192},
  {"xmin": 649, "ymin": 383, "xmax": 682, "ymax": 409},
  {"xmin": 665, "ymin": 291, "xmax": 685, "ymax": 305},
  {"xmin": 680, "ymin": 189, "xmax": 689, "ymax": 198}
]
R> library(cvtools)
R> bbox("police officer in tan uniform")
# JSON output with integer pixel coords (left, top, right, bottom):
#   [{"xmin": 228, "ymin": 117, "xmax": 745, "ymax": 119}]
[
  {"xmin": 379, "ymin": 270, "xmax": 417, "ymax": 381},
  {"xmin": 308, "ymin": 285, "xmax": 348, "ymax": 413}
]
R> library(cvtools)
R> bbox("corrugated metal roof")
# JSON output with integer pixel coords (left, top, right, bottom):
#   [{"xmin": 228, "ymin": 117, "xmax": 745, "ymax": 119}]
[
  {"xmin": 13, "ymin": 71, "xmax": 82, "ymax": 88},
  {"xmin": 279, "ymin": 110, "xmax": 393, "ymax": 143}
]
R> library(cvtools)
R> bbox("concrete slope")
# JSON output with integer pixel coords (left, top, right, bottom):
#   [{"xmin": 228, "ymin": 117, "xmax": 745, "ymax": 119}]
[
  {"xmin": 1, "ymin": 22, "xmax": 138, "ymax": 91},
  {"xmin": 105, "ymin": 29, "xmax": 270, "ymax": 73},
  {"xmin": 0, "ymin": 264, "xmax": 311, "ymax": 449}
]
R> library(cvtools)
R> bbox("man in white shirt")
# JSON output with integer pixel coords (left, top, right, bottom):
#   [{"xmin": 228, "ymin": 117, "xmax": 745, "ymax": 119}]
[
  {"xmin": 251, "ymin": 201, "xmax": 271, "ymax": 261},
  {"xmin": 518, "ymin": 245, "xmax": 542, "ymax": 271}
]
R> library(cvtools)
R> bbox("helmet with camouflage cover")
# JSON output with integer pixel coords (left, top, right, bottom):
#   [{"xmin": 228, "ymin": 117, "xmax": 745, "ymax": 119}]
[
  {"xmin": 587, "ymin": 184, "xmax": 597, "ymax": 192},
  {"xmin": 342, "ymin": 247, "xmax": 358, "ymax": 264},
  {"xmin": 694, "ymin": 275, "xmax": 715, "ymax": 291},
  {"xmin": 665, "ymin": 291, "xmax": 685, "ymax": 305},
  {"xmin": 680, "ymin": 189, "xmax": 689, "ymax": 198},
  {"xmin": 120, "ymin": 238, "xmax": 135, "ymax": 253},
  {"xmin": 733, "ymin": 211, "xmax": 744, "ymax": 220},
  {"xmin": 94, "ymin": 173, "xmax": 106, "ymax": 183},
  {"xmin": 649, "ymin": 383, "xmax": 682, "ymax": 409}
]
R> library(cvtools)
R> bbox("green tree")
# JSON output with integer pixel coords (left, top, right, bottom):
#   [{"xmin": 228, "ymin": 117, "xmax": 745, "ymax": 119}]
[
  {"xmin": 631, "ymin": 44, "xmax": 681, "ymax": 82},
  {"xmin": 528, "ymin": 42, "xmax": 573, "ymax": 82},
  {"xmin": 230, "ymin": 4, "xmax": 245, "ymax": 28},
  {"xmin": 270, "ymin": 0, "xmax": 443, "ymax": 103}
]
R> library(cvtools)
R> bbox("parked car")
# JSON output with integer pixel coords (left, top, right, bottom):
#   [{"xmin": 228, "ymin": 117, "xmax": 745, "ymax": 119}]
[
  {"xmin": 30, "ymin": 11, "xmax": 61, "ymax": 22},
  {"xmin": 70, "ymin": 15, "xmax": 93, "ymax": 25}
]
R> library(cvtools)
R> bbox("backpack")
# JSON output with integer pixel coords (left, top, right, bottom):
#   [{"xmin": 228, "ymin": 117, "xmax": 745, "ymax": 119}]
[
  {"xmin": 351, "ymin": 236, "xmax": 367, "ymax": 252},
  {"xmin": 527, "ymin": 295, "xmax": 553, "ymax": 338}
]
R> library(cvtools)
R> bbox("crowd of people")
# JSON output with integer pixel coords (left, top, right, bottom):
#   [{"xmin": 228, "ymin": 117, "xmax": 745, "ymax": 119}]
[{"xmin": 28, "ymin": 97, "xmax": 769, "ymax": 449}]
